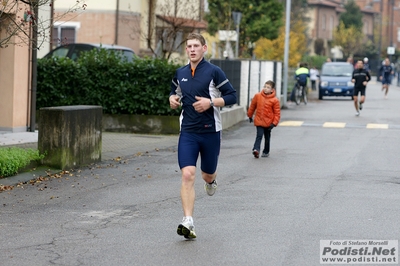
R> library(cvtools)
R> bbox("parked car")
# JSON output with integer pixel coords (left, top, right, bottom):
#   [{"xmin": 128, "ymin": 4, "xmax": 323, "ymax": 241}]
[
  {"xmin": 43, "ymin": 43, "xmax": 136, "ymax": 62},
  {"xmin": 318, "ymin": 62, "xmax": 354, "ymax": 100}
]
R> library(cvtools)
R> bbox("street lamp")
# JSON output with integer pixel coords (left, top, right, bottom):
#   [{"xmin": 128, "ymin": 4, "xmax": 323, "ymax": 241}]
[{"xmin": 232, "ymin": 11, "xmax": 242, "ymax": 58}]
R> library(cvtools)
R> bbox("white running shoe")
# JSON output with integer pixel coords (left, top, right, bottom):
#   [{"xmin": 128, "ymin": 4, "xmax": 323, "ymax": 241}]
[
  {"xmin": 204, "ymin": 180, "xmax": 217, "ymax": 196},
  {"xmin": 177, "ymin": 217, "xmax": 196, "ymax": 239},
  {"xmin": 355, "ymin": 111, "xmax": 360, "ymax": 116}
]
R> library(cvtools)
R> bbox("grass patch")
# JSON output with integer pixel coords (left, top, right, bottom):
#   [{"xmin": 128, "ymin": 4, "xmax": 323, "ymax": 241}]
[{"xmin": 0, "ymin": 147, "xmax": 45, "ymax": 178}]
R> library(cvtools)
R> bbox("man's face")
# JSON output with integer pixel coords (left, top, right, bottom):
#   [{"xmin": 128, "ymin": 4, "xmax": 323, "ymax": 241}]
[
  {"xmin": 357, "ymin": 61, "xmax": 364, "ymax": 69},
  {"xmin": 186, "ymin": 39, "xmax": 207, "ymax": 64}
]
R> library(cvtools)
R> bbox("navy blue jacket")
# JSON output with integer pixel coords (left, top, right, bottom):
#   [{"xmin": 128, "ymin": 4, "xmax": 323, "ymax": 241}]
[{"xmin": 170, "ymin": 58, "xmax": 237, "ymax": 133}]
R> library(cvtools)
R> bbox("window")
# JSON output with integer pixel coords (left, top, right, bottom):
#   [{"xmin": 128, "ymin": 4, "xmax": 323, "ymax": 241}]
[
  {"xmin": 155, "ymin": 28, "xmax": 184, "ymax": 55},
  {"xmin": 322, "ymin": 15, "xmax": 326, "ymax": 30},
  {"xmin": 363, "ymin": 20, "xmax": 369, "ymax": 34},
  {"xmin": 52, "ymin": 22, "xmax": 80, "ymax": 49}
]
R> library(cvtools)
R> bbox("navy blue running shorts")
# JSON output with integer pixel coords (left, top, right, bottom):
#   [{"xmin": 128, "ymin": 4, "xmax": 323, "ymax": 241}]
[
  {"xmin": 382, "ymin": 77, "xmax": 391, "ymax": 85},
  {"xmin": 178, "ymin": 131, "xmax": 221, "ymax": 174},
  {"xmin": 353, "ymin": 87, "xmax": 366, "ymax": 96}
]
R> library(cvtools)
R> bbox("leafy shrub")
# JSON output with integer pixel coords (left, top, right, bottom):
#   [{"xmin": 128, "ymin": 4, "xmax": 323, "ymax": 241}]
[
  {"xmin": 37, "ymin": 50, "xmax": 183, "ymax": 116},
  {"xmin": 0, "ymin": 147, "xmax": 44, "ymax": 178}
]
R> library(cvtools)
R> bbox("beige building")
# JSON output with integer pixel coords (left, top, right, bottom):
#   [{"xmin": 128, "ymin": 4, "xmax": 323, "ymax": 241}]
[
  {"xmin": 0, "ymin": 0, "xmax": 206, "ymax": 132},
  {"xmin": 0, "ymin": 2, "xmax": 32, "ymax": 132},
  {"xmin": 50, "ymin": 0, "xmax": 206, "ymax": 58},
  {"xmin": 307, "ymin": 0, "xmax": 375, "ymax": 58}
]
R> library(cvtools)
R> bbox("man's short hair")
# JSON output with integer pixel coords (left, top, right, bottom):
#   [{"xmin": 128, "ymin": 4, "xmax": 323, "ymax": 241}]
[{"xmin": 186, "ymin": 33, "xmax": 206, "ymax": 46}]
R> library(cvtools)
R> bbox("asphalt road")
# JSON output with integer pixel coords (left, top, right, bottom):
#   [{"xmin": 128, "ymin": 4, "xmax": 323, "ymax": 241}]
[{"xmin": 1, "ymin": 80, "xmax": 399, "ymax": 266}]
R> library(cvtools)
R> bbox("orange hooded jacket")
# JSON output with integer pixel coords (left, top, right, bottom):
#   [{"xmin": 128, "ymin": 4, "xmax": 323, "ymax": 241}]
[{"xmin": 247, "ymin": 90, "xmax": 281, "ymax": 127}]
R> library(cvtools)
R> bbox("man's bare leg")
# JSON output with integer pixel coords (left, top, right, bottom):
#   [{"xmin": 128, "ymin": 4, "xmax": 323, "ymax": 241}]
[
  {"xmin": 181, "ymin": 166, "xmax": 196, "ymax": 216},
  {"xmin": 177, "ymin": 166, "xmax": 197, "ymax": 238},
  {"xmin": 353, "ymin": 95, "xmax": 359, "ymax": 112}
]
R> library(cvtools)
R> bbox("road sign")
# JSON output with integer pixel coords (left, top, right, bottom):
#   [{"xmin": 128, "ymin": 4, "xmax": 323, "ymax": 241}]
[
  {"xmin": 218, "ymin": 30, "xmax": 237, "ymax": 41},
  {"xmin": 387, "ymin": 46, "xmax": 395, "ymax": 55}
]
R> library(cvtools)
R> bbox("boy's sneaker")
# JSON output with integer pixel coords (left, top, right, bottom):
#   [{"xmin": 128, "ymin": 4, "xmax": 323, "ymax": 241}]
[
  {"xmin": 355, "ymin": 111, "xmax": 360, "ymax": 116},
  {"xmin": 204, "ymin": 180, "xmax": 217, "ymax": 196},
  {"xmin": 359, "ymin": 102, "xmax": 363, "ymax": 110},
  {"xmin": 252, "ymin": 149, "xmax": 259, "ymax": 158},
  {"xmin": 261, "ymin": 153, "xmax": 269, "ymax": 157},
  {"xmin": 177, "ymin": 217, "xmax": 196, "ymax": 239}
]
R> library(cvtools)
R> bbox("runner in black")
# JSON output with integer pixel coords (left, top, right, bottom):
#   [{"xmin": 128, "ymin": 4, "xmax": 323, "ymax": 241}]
[{"xmin": 352, "ymin": 59, "xmax": 371, "ymax": 116}]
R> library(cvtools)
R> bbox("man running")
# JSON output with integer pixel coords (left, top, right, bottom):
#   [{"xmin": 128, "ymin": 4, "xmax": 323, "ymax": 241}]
[
  {"xmin": 379, "ymin": 58, "xmax": 394, "ymax": 99},
  {"xmin": 352, "ymin": 59, "xmax": 371, "ymax": 116},
  {"xmin": 169, "ymin": 33, "xmax": 237, "ymax": 239}
]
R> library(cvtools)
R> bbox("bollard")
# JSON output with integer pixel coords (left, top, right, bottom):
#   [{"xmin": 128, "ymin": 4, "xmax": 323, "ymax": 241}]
[{"xmin": 38, "ymin": 105, "xmax": 102, "ymax": 170}]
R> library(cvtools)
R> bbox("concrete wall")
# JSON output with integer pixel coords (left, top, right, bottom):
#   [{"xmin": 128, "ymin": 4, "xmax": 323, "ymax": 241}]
[
  {"xmin": 102, "ymin": 105, "xmax": 246, "ymax": 134},
  {"xmin": 39, "ymin": 106, "xmax": 102, "ymax": 170}
]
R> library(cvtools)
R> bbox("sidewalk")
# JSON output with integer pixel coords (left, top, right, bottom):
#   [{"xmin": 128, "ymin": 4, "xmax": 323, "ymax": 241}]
[{"xmin": 0, "ymin": 131, "xmax": 179, "ymax": 186}]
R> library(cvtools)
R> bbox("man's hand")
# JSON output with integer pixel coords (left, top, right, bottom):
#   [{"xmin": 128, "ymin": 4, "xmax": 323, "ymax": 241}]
[
  {"xmin": 351, "ymin": 79, "xmax": 355, "ymax": 83},
  {"xmin": 268, "ymin": 124, "xmax": 275, "ymax": 130},
  {"xmin": 249, "ymin": 117, "xmax": 253, "ymax": 123},
  {"xmin": 193, "ymin": 96, "xmax": 211, "ymax": 113},
  {"xmin": 169, "ymin": 95, "xmax": 181, "ymax": 109},
  {"xmin": 363, "ymin": 81, "xmax": 367, "ymax": 86}
]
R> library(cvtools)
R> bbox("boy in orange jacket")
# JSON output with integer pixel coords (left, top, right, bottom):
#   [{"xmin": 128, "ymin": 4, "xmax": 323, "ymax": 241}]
[{"xmin": 247, "ymin": 80, "xmax": 281, "ymax": 158}]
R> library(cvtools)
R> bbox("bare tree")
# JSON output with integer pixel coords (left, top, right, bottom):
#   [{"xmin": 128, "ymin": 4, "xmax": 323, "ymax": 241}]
[
  {"xmin": 126, "ymin": 0, "xmax": 206, "ymax": 59},
  {"xmin": 0, "ymin": 0, "xmax": 87, "ymax": 49}
]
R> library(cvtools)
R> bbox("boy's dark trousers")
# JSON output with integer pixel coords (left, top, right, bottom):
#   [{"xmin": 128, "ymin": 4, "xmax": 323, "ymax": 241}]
[
  {"xmin": 311, "ymin": 80, "xmax": 316, "ymax": 90},
  {"xmin": 252, "ymin": 126, "xmax": 272, "ymax": 154}
]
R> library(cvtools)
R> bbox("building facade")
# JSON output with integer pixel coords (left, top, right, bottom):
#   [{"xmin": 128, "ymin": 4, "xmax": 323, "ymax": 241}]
[
  {"xmin": 51, "ymin": 0, "xmax": 206, "ymax": 59},
  {"xmin": 307, "ymin": 0, "xmax": 375, "ymax": 58}
]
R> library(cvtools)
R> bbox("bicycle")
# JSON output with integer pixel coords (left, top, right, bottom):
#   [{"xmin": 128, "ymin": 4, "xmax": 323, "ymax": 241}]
[{"xmin": 294, "ymin": 82, "xmax": 308, "ymax": 105}]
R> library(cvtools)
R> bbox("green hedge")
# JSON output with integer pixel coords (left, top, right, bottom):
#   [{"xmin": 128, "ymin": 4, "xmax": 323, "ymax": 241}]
[{"xmin": 37, "ymin": 49, "xmax": 183, "ymax": 116}]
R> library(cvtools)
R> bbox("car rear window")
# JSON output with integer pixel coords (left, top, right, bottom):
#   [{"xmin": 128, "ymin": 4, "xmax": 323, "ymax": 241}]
[
  {"xmin": 321, "ymin": 64, "xmax": 354, "ymax": 77},
  {"xmin": 51, "ymin": 47, "xmax": 69, "ymax": 58},
  {"xmin": 111, "ymin": 49, "xmax": 135, "ymax": 62}
]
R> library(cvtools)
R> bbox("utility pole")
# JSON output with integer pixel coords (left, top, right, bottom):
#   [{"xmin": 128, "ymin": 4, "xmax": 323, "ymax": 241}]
[
  {"xmin": 232, "ymin": 11, "xmax": 242, "ymax": 58},
  {"xmin": 378, "ymin": 0, "xmax": 383, "ymax": 57},
  {"xmin": 30, "ymin": 1, "xmax": 39, "ymax": 132},
  {"xmin": 390, "ymin": 0, "xmax": 394, "ymax": 47},
  {"xmin": 282, "ymin": 0, "xmax": 291, "ymax": 108},
  {"xmin": 115, "ymin": 0, "xmax": 120, "ymax": 45}
]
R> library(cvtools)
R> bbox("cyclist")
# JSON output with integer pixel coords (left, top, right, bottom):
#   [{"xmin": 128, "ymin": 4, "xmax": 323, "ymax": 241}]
[{"xmin": 291, "ymin": 63, "xmax": 310, "ymax": 102}]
